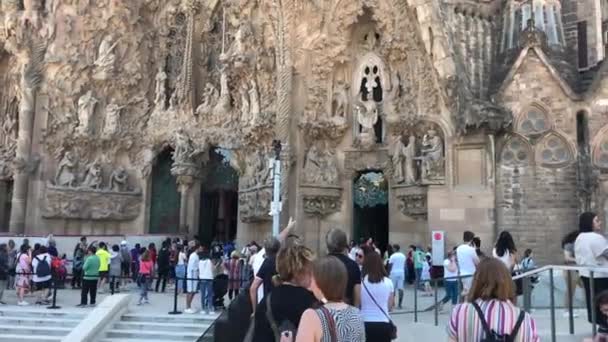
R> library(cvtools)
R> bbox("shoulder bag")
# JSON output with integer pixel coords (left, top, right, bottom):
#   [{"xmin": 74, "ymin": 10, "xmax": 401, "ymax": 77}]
[
  {"xmin": 362, "ymin": 280, "xmax": 397, "ymax": 340},
  {"xmin": 318, "ymin": 306, "xmax": 338, "ymax": 342},
  {"xmin": 265, "ymin": 292, "xmax": 297, "ymax": 342}
]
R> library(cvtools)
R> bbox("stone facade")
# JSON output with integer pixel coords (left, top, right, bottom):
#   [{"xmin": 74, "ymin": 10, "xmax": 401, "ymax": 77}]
[{"xmin": 0, "ymin": 0, "xmax": 608, "ymax": 263}]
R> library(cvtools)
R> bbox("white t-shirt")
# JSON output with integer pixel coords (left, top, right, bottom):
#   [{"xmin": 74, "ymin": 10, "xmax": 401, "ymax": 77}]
[
  {"xmin": 360, "ymin": 276, "xmax": 394, "ymax": 323},
  {"xmin": 575, "ymin": 232, "xmax": 608, "ymax": 278},
  {"xmin": 32, "ymin": 253, "xmax": 52, "ymax": 283},
  {"xmin": 456, "ymin": 244, "xmax": 478, "ymax": 276},
  {"xmin": 492, "ymin": 248, "xmax": 514, "ymax": 270},
  {"xmin": 443, "ymin": 258, "xmax": 458, "ymax": 281},
  {"xmin": 199, "ymin": 259, "xmax": 214, "ymax": 280},
  {"xmin": 178, "ymin": 251, "xmax": 187, "ymax": 266},
  {"xmin": 388, "ymin": 252, "xmax": 406, "ymax": 275},
  {"xmin": 187, "ymin": 252, "xmax": 200, "ymax": 276},
  {"xmin": 349, "ymin": 247, "xmax": 361, "ymax": 261},
  {"xmin": 251, "ymin": 248, "xmax": 266, "ymax": 303},
  {"xmin": 421, "ymin": 262, "xmax": 431, "ymax": 281}
]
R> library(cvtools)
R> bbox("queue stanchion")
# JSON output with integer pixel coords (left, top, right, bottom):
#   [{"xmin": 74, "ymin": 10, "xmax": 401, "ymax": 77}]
[
  {"xmin": 48, "ymin": 274, "xmax": 61, "ymax": 309},
  {"xmin": 169, "ymin": 274, "xmax": 182, "ymax": 315}
]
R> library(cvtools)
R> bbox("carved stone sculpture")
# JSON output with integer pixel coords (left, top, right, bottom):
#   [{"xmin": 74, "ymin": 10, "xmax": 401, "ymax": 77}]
[
  {"xmin": 110, "ymin": 166, "xmax": 129, "ymax": 192},
  {"xmin": 239, "ymin": 82, "xmax": 250, "ymax": 124},
  {"xmin": 55, "ymin": 152, "xmax": 78, "ymax": 187},
  {"xmin": 82, "ymin": 161, "xmax": 103, "ymax": 189},
  {"xmin": 93, "ymin": 35, "xmax": 117, "ymax": 80},
  {"xmin": 355, "ymin": 99, "xmax": 379, "ymax": 148},
  {"xmin": 2, "ymin": 112, "xmax": 17, "ymax": 145},
  {"xmin": 420, "ymin": 129, "xmax": 444, "ymax": 182},
  {"xmin": 172, "ymin": 129, "xmax": 195, "ymax": 164},
  {"xmin": 102, "ymin": 102, "xmax": 124, "ymax": 138},
  {"xmin": 195, "ymin": 83, "xmax": 219, "ymax": 117},
  {"xmin": 391, "ymin": 135, "xmax": 417, "ymax": 185},
  {"xmin": 214, "ymin": 66, "xmax": 232, "ymax": 123},
  {"xmin": 331, "ymin": 82, "xmax": 349, "ymax": 118},
  {"xmin": 303, "ymin": 145, "xmax": 322, "ymax": 184},
  {"xmin": 77, "ymin": 91, "xmax": 97, "ymax": 136},
  {"xmin": 249, "ymin": 78, "xmax": 261, "ymax": 125},
  {"xmin": 154, "ymin": 66, "xmax": 168, "ymax": 110}
]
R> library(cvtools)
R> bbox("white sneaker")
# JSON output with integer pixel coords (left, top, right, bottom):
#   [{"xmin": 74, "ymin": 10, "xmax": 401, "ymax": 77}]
[
  {"xmin": 184, "ymin": 308, "xmax": 196, "ymax": 314},
  {"xmin": 17, "ymin": 301, "xmax": 29, "ymax": 306},
  {"xmin": 562, "ymin": 310, "xmax": 579, "ymax": 318}
]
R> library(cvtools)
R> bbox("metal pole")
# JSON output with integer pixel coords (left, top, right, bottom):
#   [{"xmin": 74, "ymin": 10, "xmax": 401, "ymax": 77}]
[
  {"xmin": 567, "ymin": 270, "xmax": 574, "ymax": 334},
  {"xmin": 169, "ymin": 273, "xmax": 182, "ymax": 315},
  {"xmin": 271, "ymin": 140, "xmax": 282, "ymax": 237},
  {"xmin": 434, "ymin": 279, "xmax": 438, "ymax": 326},
  {"xmin": 523, "ymin": 276, "xmax": 531, "ymax": 313},
  {"xmin": 47, "ymin": 274, "xmax": 61, "ymax": 310},
  {"xmin": 414, "ymin": 277, "xmax": 418, "ymax": 323},
  {"xmin": 591, "ymin": 271, "xmax": 597, "ymax": 337},
  {"xmin": 550, "ymin": 268, "xmax": 556, "ymax": 342}
]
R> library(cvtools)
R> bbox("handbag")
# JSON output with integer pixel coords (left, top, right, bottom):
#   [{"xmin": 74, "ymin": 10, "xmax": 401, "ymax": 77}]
[
  {"xmin": 362, "ymin": 281, "xmax": 397, "ymax": 340},
  {"xmin": 318, "ymin": 306, "xmax": 338, "ymax": 342},
  {"xmin": 265, "ymin": 293, "xmax": 297, "ymax": 342}
]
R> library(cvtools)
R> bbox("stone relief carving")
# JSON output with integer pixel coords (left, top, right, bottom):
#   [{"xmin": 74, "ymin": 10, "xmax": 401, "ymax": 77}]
[
  {"xmin": 303, "ymin": 195, "xmax": 342, "ymax": 217},
  {"xmin": 42, "ymin": 187, "xmax": 142, "ymax": 221},
  {"xmin": 331, "ymin": 81, "xmax": 349, "ymax": 119},
  {"xmin": 195, "ymin": 83, "xmax": 219, "ymax": 118},
  {"xmin": 390, "ymin": 135, "xmax": 417, "ymax": 185},
  {"xmin": 396, "ymin": 192, "xmax": 428, "ymax": 220},
  {"xmin": 419, "ymin": 129, "xmax": 445, "ymax": 183},
  {"xmin": 109, "ymin": 166, "xmax": 130, "ymax": 192},
  {"xmin": 102, "ymin": 102, "xmax": 124, "ymax": 138},
  {"xmin": 93, "ymin": 35, "xmax": 118, "ymax": 80},
  {"xmin": 76, "ymin": 91, "xmax": 97, "ymax": 137},
  {"xmin": 302, "ymin": 145, "xmax": 339, "ymax": 186},
  {"xmin": 55, "ymin": 152, "xmax": 78, "ymax": 187},
  {"xmin": 172, "ymin": 129, "xmax": 197, "ymax": 165},
  {"xmin": 82, "ymin": 160, "xmax": 103, "ymax": 190},
  {"xmin": 355, "ymin": 99, "xmax": 379, "ymax": 148},
  {"xmin": 154, "ymin": 66, "xmax": 168, "ymax": 111}
]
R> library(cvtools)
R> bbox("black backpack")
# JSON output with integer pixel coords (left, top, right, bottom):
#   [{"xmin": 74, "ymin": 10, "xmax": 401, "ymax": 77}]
[
  {"xmin": 35, "ymin": 256, "xmax": 51, "ymax": 278},
  {"xmin": 472, "ymin": 302, "xmax": 526, "ymax": 342}
]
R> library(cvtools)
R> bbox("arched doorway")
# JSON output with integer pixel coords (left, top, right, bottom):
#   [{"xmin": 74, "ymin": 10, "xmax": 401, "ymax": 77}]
[
  {"xmin": 149, "ymin": 149, "xmax": 181, "ymax": 234},
  {"xmin": 198, "ymin": 147, "xmax": 239, "ymax": 246},
  {"xmin": 353, "ymin": 171, "xmax": 389, "ymax": 252}
]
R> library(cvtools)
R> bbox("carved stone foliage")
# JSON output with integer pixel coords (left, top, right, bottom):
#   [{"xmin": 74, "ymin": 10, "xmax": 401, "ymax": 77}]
[
  {"xmin": 388, "ymin": 121, "xmax": 445, "ymax": 185},
  {"xmin": 301, "ymin": 186, "xmax": 342, "ymax": 217},
  {"xmin": 42, "ymin": 186, "xmax": 142, "ymax": 221},
  {"xmin": 394, "ymin": 186, "xmax": 428, "ymax": 220}
]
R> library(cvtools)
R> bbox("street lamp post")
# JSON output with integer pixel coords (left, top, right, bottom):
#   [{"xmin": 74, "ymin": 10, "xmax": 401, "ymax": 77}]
[{"xmin": 271, "ymin": 140, "xmax": 282, "ymax": 236}]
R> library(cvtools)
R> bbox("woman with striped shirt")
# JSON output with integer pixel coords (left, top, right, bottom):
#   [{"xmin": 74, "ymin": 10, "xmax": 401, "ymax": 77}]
[{"xmin": 447, "ymin": 258, "xmax": 539, "ymax": 342}]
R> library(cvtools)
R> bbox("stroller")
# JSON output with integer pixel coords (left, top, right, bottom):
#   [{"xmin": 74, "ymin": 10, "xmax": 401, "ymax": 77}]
[{"xmin": 213, "ymin": 273, "xmax": 229, "ymax": 310}]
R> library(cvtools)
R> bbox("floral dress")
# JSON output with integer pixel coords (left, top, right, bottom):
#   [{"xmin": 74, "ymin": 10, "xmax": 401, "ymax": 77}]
[{"xmin": 15, "ymin": 253, "xmax": 31, "ymax": 289}]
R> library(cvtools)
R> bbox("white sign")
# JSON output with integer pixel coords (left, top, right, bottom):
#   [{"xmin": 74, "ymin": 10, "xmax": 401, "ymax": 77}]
[{"xmin": 431, "ymin": 230, "xmax": 445, "ymax": 266}]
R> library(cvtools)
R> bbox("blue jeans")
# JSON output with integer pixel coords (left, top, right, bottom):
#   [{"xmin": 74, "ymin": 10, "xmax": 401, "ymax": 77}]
[
  {"xmin": 139, "ymin": 275, "xmax": 150, "ymax": 301},
  {"xmin": 175, "ymin": 265, "xmax": 186, "ymax": 292},
  {"xmin": 441, "ymin": 281, "xmax": 459, "ymax": 305},
  {"xmin": 199, "ymin": 280, "xmax": 214, "ymax": 312},
  {"xmin": 415, "ymin": 268, "xmax": 423, "ymax": 289}
]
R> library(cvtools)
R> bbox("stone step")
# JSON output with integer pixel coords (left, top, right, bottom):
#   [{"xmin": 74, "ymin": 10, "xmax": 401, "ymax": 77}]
[
  {"xmin": 106, "ymin": 329, "xmax": 203, "ymax": 341},
  {"xmin": 0, "ymin": 309, "xmax": 85, "ymax": 320},
  {"xmin": 0, "ymin": 335, "xmax": 62, "ymax": 342},
  {"xmin": 121, "ymin": 313, "xmax": 217, "ymax": 324},
  {"xmin": 0, "ymin": 316, "xmax": 81, "ymax": 327},
  {"xmin": 113, "ymin": 321, "xmax": 210, "ymax": 332},
  {"xmin": 0, "ymin": 324, "xmax": 72, "ymax": 336}
]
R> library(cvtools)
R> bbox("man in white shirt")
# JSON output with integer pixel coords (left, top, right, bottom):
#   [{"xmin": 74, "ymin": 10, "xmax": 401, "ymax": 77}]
[
  {"xmin": 455, "ymin": 231, "xmax": 479, "ymax": 297},
  {"xmin": 184, "ymin": 244, "xmax": 202, "ymax": 314},
  {"xmin": 388, "ymin": 244, "xmax": 406, "ymax": 309},
  {"xmin": 32, "ymin": 246, "xmax": 53, "ymax": 305}
]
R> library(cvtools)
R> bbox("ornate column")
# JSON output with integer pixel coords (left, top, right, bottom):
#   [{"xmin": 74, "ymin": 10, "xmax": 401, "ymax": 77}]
[{"xmin": 172, "ymin": 163, "xmax": 200, "ymax": 235}]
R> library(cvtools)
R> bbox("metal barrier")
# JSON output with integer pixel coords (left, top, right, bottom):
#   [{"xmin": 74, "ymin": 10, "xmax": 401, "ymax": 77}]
[{"xmin": 414, "ymin": 264, "xmax": 608, "ymax": 342}]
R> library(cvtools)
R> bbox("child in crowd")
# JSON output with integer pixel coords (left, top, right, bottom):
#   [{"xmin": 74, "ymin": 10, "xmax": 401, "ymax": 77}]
[
  {"xmin": 421, "ymin": 255, "xmax": 433, "ymax": 296},
  {"xmin": 584, "ymin": 290, "xmax": 608, "ymax": 342},
  {"xmin": 137, "ymin": 251, "xmax": 153, "ymax": 305}
]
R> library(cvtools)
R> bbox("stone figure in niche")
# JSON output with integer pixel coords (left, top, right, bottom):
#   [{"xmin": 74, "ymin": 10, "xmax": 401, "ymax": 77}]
[
  {"xmin": 249, "ymin": 78, "xmax": 261, "ymax": 125},
  {"xmin": 196, "ymin": 83, "xmax": 219, "ymax": 117},
  {"xmin": 93, "ymin": 35, "xmax": 118, "ymax": 80},
  {"xmin": 172, "ymin": 129, "xmax": 195, "ymax": 164},
  {"xmin": 320, "ymin": 149, "xmax": 338, "ymax": 185},
  {"xmin": 222, "ymin": 23, "xmax": 253, "ymax": 67},
  {"xmin": 355, "ymin": 99, "xmax": 379, "ymax": 147},
  {"xmin": 154, "ymin": 66, "xmax": 168, "ymax": 110},
  {"xmin": 303, "ymin": 145, "xmax": 322, "ymax": 184},
  {"xmin": 168, "ymin": 90, "xmax": 178, "ymax": 112},
  {"xmin": 214, "ymin": 65, "xmax": 232, "ymax": 123},
  {"xmin": 2, "ymin": 112, "xmax": 17, "ymax": 145},
  {"xmin": 391, "ymin": 135, "xmax": 416, "ymax": 185},
  {"xmin": 109, "ymin": 166, "xmax": 129, "ymax": 192},
  {"xmin": 420, "ymin": 129, "xmax": 444, "ymax": 181},
  {"xmin": 77, "ymin": 91, "xmax": 97, "ymax": 136},
  {"xmin": 403, "ymin": 136, "xmax": 417, "ymax": 184},
  {"xmin": 55, "ymin": 152, "xmax": 78, "ymax": 187},
  {"xmin": 253, "ymin": 149, "xmax": 270, "ymax": 185},
  {"xmin": 239, "ymin": 82, "xmax": 250, "ymax": 124},
  {"xmin": 82, "ymin": 161, "xmax": 103, "ymax": 189},
  {"xmin": 331, "ymin": 81, "xmax": 349, "ymax": 118},
  {"xmin": 102, "ymin": 102, "xmax": 124, "ymax": 138}
]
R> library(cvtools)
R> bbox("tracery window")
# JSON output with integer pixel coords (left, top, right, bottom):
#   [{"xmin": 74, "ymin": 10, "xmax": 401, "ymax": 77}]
[
  {"xmin": 501, "ymin": 137, "xmax": 531, "ymax": 167},
  {"xmin": 537, "ymin": 133, "xmax": 572, "ymax": 166},
  {"xmin": 518, "ymin": 106, "xmax": 550, "ymax": 136},
  {"xmin": 594, "ymin": 137, "xmax": 608, "ymax": 169}
]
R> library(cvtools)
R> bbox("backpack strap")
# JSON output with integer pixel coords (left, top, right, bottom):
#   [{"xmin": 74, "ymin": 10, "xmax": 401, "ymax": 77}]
[
  {"xmin": 264, "ymin": 293, "xmax": 281, "ymax": 342},
  {"xmin": 318, "ymin": 306, "xmax": 338, "ymax": 342},
  {"xmin": 510, "ymin": 310, "xmax": 526, "ymax": 340},
  {"xmin": 471, "ymin": 302, "xmax": 494, "ymax": 338}
]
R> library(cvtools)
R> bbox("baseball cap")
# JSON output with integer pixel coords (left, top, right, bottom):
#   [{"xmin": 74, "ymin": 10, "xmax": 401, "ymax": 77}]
[{"xmin": 120, "ymin": 240, "xmax": 128, "ymax": 246}]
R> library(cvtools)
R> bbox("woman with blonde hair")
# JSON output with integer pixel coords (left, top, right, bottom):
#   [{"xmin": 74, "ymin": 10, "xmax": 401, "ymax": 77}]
[
  {"xmin": 287, "ymin": 256, "xmax": 365, "ymax": 342},
  {"xmin": 252, "ymin": 242, "xmax": 318, "ymax": 342},
  {"xmin": 447, "ymin": 258, "xmax": 539, "ymax": 342}
]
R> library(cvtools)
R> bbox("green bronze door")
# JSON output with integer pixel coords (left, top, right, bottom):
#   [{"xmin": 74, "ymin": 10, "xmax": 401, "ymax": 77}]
[{"xmin": 149, "ymin": 150, "xmax": 180, "ymax": 234}]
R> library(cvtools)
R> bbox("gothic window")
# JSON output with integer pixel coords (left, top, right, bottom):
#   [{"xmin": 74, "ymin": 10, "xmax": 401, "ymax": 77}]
[
  {"xmin": 501, "ymin": 137, "xmax": 531, "ymax": 167},
  {"xmin": 593, "ymin": 136, "xmax": 608, "ymax": 169},
  {"xmin": 536, "ymin": 133, "xmax": 573, "ymax": 167},
  {"xmin": 518, "ymin": 106, "xmax": 550, "ymax": 136}
]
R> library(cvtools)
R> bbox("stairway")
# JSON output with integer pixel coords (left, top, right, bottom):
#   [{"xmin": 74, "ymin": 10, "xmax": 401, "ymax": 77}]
[
  {"xmin": 99, "ymin": 312, "xmax": 216, "ymax": 342},
  {"xmin": 0, "ymin": 308, "xmax": 85, "ymax": 342}
]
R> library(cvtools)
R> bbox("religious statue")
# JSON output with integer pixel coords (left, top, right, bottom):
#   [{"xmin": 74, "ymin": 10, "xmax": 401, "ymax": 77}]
[
  {"xmin": 172, "ymin": 129, "xmax": 195, "ymax": 164},
  {"xmin": 320, "ymin": 149, "xmax": 339, "ymax": 185},
  {"xmin": 249, "ymin": 78, "xmax": 261, "ymax": 125},
  {"xmin": 195, "ymin": 83, "xmax": 219, "ymax": 117},
  {"xmin": 93, "ymin": 35, "xmax": 118, "ymax": 80},
  {"xmin": 168, "ymin": 90, "xmax": 178, "ymax": 112},
  {"xmin": 82, "ymin": 161, "xmax": 103, "ymax": 189},
  {"xmin": 77, "ymin": 91, "xmax": 97, "ymax": 136},
  {"xmin": 331, "ymin": 82, "xmax": 349, "ymax": 118},
  {"xmin": 253, "ymin": 148, "xmax": 270, "ymax": 185},
  {"xmin": 420, "ymin": 129, "xmax": 444, "ymax": 181},
  {"xmin": 239, "ymin": 82, "xmax": 250, "ymax": 124},
  {"xmin": 221, "ymin": 23, "xmax": 253, "ymax": 68},
  {"xmin": 154, "ymin": 66, "xmax": 168, "ymax": 110},
  {"xmin": 214, "ymin": 65, "xmax": 232, "ymax": 123},
  {"xmin": 102, "ymin": 102, "xmax": 124, "ymax": 138},
  {"xmin": 403, "ymin": 135, "xmax": 417, "ymax": 184},
  {"xmin": 390, "ymin": 136, "xmax": 406, "ymax": 184},
  {"xmin": 303, "ymin": 145, "xmax": 323, "ymax": 184},
  {"xmin": 355, "ymin": 99, "xmax": 379, "ymax": 147},
  {"xmin": 55, "ymin": 152, "xmax": 77, "ymax": 187},
  {"xmin": 109, "ymin": 166, "xmax": 129, "ymax": 192},
  {"xmin": 1, "ymin": 112, "xmax": 17, "ymax": 146}
]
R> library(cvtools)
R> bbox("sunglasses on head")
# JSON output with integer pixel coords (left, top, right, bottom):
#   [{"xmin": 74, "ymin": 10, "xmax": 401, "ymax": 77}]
[{"xmin": 356, "ymin": 253, "xmax": 364, "ymax": 258}]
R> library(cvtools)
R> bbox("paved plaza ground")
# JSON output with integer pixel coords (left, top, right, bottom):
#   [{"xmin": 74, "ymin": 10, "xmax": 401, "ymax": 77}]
[{"xmin": 0, "ymin": 271, "xmax": 598, "ymax": 341}]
